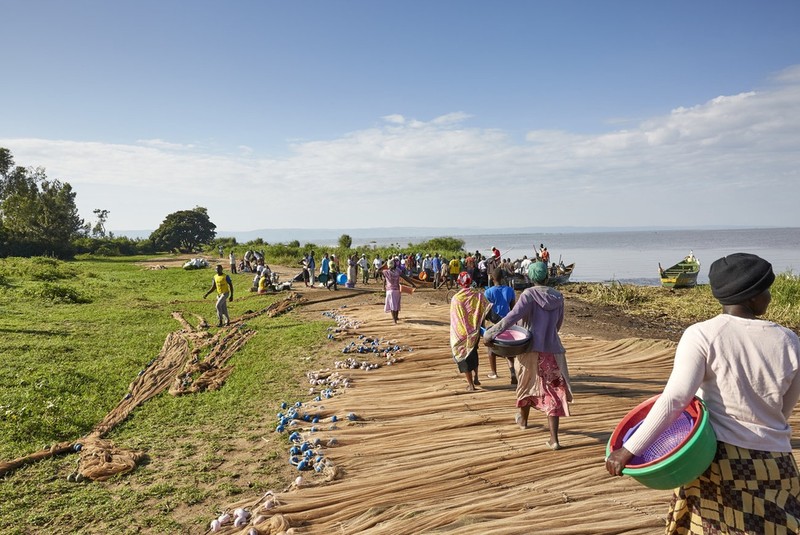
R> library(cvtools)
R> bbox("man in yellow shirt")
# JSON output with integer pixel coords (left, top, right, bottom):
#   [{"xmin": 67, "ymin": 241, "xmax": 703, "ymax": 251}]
[
  {"xmin": 203, "ymin": 265, "xmax": 234, "ymax": 327},
  {"xmin": 448, "ymin": 257, "xmax": 460, "ymax": 286}
]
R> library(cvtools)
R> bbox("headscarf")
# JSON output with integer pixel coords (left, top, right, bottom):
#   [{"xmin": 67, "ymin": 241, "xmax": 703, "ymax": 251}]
[
  {"xmin": 528, "ymin": 261, "xmax": 548, "ymax": 284},
  {"xmin": 709, "ymin": 253, "xmax": 774, "ymax": 305},
  {"xmin": 457, "ymin": 271, "xmax": 472, "ymax": 288}
]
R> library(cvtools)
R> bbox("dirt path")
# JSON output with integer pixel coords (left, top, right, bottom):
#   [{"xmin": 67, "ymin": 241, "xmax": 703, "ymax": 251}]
[
  {"xmin": 192, "ymin": 266, "xmax": 796, "ymax": 534},
  {"xmin": 209, "ymin": 277, "xmax": 688, "ymax": 534}
]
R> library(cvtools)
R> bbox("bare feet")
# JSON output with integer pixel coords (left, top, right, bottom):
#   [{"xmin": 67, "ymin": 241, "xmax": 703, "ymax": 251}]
[
  {"xmin": 466, "ymin": 384, "xmax": 476, "ymax": 392},
  {"xmin": 515, "ymin": 413, "xmax": 527, "ymax": 430}
]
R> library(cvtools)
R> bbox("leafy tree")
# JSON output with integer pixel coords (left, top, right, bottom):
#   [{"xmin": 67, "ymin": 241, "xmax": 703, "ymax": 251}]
[
  {"xmin": 149, "ymin": 207, "xmax": 216, "ymax": 253},
  {"xmin": 338, "ymin": 233, "xmax": 353, "ymax": 249},
  {"xmin": 0, "ymin": 148, "xmax": 84, "ymax": 258}
]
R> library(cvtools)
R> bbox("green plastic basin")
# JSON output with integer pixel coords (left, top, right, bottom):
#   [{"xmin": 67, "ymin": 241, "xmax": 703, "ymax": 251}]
[{"xmin": 606, "ymin": 395, "xmax": 717, "ymax": 490}]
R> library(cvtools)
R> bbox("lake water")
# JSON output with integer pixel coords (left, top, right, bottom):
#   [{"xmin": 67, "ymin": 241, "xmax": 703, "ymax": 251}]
[{"xmin": 352, "ymin": 227, "xmax": 800, "ymax": 285}]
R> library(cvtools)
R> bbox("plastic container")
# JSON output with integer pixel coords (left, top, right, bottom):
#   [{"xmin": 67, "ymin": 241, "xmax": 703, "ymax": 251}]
[
  {"xmin": 606, "ymin": 395, "xmax": 717, "ymax": 490},
  {"xmin": 488, "ymin": 325, "xmax": 531, "ymax": 357}
]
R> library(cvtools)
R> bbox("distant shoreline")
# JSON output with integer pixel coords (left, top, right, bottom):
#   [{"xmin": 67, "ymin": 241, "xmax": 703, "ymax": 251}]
[{"xmin": 110, "ymin": 225, "xmax": 796, "ymax": 243}]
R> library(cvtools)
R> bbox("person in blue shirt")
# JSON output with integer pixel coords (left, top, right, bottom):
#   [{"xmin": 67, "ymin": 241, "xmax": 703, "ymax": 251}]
[
  {"xmin": 307, "ymin": 252, "xmax": 316, "ymax": 286},
  {"xmin": 320, "ymin": 253, "xmax": 330, "ymax": 287},
  {"xmin": 431, "ymin": 253, "xmax": 442, "ymax": 289},
  {"xmin": 484, "ymin": 270, "xmax": 517, "ymax": 383}
]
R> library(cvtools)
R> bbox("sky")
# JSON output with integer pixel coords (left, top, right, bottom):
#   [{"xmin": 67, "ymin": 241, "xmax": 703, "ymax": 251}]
[{"xmin": 2, "ymin": 1, "xmax": 799, "ymax": 236}]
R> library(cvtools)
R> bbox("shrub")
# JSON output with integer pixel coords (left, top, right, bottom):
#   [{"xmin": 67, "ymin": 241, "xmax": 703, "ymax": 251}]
[{"xmin": 22, "ymin": 282, "xmax": 90, "ymax": 304}]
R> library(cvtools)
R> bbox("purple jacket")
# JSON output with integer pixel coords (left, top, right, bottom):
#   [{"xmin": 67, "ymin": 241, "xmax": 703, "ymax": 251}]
[{"xmin": 484, "ymin": 285, "xmax": 565, "ymax": 354}]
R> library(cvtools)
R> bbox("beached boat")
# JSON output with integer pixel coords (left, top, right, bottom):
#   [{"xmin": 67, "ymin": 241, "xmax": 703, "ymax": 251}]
[
  {"xmin": 659, "ymin": 253, "xmax": 700, "ymax": 289},
  {"xmin": 509, "ymin": 263, "xmax": 575, "ymax": 290}
]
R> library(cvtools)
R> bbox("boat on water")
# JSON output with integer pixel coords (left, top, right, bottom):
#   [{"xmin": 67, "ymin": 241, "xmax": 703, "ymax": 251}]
[
  {"xmin": 510, "ymin": 262, "xmax": 575, "ymax": 290},
  {"xmin": 659, "ymin": 252, "xmax": 700, "ymax": 289}
]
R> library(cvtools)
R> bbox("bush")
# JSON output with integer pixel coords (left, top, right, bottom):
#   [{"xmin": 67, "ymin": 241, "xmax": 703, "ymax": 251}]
[
  {"xmin": 587, "ymin": 281, "xmax": 651, "ymax": 307},
  {"xmin": 22, "ymin": 282, "xmax": 90, "ymax": 304},
  {"xmin": 338, "ymin": 234, "xmax": 353, "ymax": 249},
  {"xmin": 415, "ymin": 237, "xmax": 465, "ymax": 256},
  {"xmin": 9, "ymin": 257, "xmax": 76, "ymax": 282}
]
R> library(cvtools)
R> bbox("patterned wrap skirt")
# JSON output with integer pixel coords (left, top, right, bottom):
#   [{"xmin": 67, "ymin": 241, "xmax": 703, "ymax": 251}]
[
  {"xmin": 514, "ymin": 351, "xmax": 569, "ymax": 417},
  {"xmin": 666, "ymin": 441, "xmax": 800, "ymax": 534}
]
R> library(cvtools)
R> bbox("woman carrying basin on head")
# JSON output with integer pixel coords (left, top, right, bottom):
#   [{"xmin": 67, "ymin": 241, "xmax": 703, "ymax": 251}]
[{"xmin": 605, "ymin": 253, "xmax": 800, "ymax": 534}]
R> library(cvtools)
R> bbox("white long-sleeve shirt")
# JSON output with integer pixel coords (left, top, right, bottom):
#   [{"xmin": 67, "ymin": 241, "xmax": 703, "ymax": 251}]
[{"xmin": 624, "ymin": 314, "xmax": 800, "ymax": 455}]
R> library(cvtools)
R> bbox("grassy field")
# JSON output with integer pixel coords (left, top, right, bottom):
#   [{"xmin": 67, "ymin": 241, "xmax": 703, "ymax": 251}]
[
  {"xmin": 1, "ymin": 256, "xmax": 797, "ymax": 534},
  {"xmin": 0, "ymin": 256, "xmax": 333, "ymax": 534}
]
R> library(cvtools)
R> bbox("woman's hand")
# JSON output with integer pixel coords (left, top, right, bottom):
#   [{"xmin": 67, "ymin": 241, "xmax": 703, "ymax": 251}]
[{"xmin": 605, "ymin": 447, "xmax": 634, "ymax": 477}]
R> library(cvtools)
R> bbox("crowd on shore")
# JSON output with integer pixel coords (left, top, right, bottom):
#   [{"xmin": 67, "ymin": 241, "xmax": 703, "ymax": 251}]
[
  {"xmin": 203, "ymin": 244, "xmax": 800, "ymax": 534},
  {"xmin": 291, "ymin": 243, "xmax": 564, "ymax": 290}
]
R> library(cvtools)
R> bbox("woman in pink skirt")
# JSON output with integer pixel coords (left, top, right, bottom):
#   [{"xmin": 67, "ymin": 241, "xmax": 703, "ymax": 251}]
[{"xmin": 483, "ymin": 261, "xmax": 572, "ymax": 450}]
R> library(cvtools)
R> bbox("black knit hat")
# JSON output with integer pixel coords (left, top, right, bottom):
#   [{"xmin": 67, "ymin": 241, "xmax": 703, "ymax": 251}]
[{"xmin": 708, "ymin": 253, "xmax": 774, "ymax": 305}]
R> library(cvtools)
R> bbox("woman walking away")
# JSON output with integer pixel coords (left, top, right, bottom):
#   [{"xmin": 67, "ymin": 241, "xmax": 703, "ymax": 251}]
[
  {"xmin": 383, "ymin": 258, "xmax": 416, "ymax": 324},
  {"xmin": 484, "ymin": 270, "xmax": 517, "ymax": 384},
  {"xmin": 484, "ymin": 261, "xmax": 572, "ymax": 449},
  {"xmin": 606, "ymin": 253, "xmax": 800, "ymax": 534},
  {"xmin": 451, "ymin": 272, "xmax": 490, "ymax": 391}
]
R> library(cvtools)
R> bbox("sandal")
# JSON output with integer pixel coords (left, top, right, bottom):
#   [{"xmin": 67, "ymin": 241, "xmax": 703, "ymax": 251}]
[
  {"xmin": 487, "ymin": 373, "xmax": 498, "ymax": 379},
  {"xmin": 545, "ymin": 440, "xmax": 562, "ymax": 451}
]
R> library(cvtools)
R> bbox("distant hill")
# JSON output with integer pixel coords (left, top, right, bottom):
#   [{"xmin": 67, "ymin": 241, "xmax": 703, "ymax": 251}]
[{"xmin": 111, "ymin": 225, "xmax": 762, "ymax": 244}]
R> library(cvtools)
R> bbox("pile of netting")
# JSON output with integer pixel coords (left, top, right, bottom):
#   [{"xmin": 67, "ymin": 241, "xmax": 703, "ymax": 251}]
[{"xmin": 0, "ymin": 293, "xmax": 303, "ymax": 482}]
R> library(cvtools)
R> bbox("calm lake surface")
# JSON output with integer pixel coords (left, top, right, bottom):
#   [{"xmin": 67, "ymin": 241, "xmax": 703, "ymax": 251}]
[{"xmin": 354, "ymin": 228, "xmax": 799, "ymax": 286}]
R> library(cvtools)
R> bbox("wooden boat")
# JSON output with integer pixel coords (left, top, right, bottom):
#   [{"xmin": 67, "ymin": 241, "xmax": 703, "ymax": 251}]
[
  {"xmin": 548, "ymin": 262, "xmax": 575, "ymax": 286},
  {"xmin": 659, "ymin": 253, "xmax": 700, "ymax": 289},
  {"xmin": 509, "ymin": 263, "xmax": 575, "ymax": 290}
]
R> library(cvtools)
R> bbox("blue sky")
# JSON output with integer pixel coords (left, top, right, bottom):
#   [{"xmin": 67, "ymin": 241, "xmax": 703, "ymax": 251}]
[{"xmin": 2, "ymin": 1, "xmax": 799, "ymax": 234}]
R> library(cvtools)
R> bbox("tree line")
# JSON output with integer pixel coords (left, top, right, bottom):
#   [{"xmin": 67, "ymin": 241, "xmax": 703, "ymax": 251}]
[{"xmin": 0, "ymin": 148, "xmax": 217, "ymax": 258}]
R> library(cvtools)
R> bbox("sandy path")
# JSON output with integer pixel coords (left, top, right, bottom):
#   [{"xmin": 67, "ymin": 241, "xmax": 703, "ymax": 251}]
[
  {"xmin": 216, "ymin": 270, "xmax": 800, "ymax": 535},
  {"xmin": 217, "ymin": 280, "xmax": 685, "ymax": 534}
]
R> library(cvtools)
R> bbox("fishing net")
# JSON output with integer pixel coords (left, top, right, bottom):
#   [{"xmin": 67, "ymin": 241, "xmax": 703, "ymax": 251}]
[
  {"xmin": 0, "ymin": 293, "xmax": 303, "ymax": 482},
  {"xmin": 207, "ymin": 293, "xmax": 698, "ymax": 534}
]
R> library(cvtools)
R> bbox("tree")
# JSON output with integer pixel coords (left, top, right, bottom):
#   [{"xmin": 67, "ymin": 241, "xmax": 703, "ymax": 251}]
[
  {"xmin": 92, "ymin": 209, "xmax": 111, "ymax": 238},
  {"xmin": 338, "ymin": 234, "xmax": 353, "ymax": 249},
  {"xmin": 149, "ymin": 207, "xmax": 216, "ymax": 253},
  {"xmin": 0, "ymin": 148, "xmax": 85, "ymax": 257}
]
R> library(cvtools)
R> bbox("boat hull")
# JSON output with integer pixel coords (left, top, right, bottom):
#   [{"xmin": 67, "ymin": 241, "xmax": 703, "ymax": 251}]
[
  {"xmin": 659, "ymin": 257, "xmax": 700, "ymax": 289},
  {"xmin": 660, "ymin": 272, "xmax": 699, "ymax": 289}
]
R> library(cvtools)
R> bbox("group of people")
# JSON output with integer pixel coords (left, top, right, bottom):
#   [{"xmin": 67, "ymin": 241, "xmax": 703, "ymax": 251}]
[
  {"xmin": 450, "ymin": 250, "xmax": 800, "ymax": 532},
  {"xmin": 206, "ymin": 244, "xmax": 800, "ymax": 532},
  {"xmin": 299, "ymin": 251, "xmax": 341, "ymax": 290},
  {"xmin": 449, "ymin": 260, "xmax": 571, "ymax": 451}
]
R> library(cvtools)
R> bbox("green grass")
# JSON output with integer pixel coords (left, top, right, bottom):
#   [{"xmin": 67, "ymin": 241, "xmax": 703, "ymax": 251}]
[
  {"xmin": 0, "ymin": 255, "xmax": 334, "ymax": 533},
  {"xmin": 564, "ymin": 272, "xmax": 800, "ymax": 331}
]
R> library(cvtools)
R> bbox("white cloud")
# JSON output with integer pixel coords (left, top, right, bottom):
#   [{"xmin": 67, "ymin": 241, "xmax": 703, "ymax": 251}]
[
  {"xmin": 382, "ymin": 114, "xmax": 405, "ymax": 124},
  {"xmin": 3, "ymin": 66, "xmax": 799, "ymax": 231}
]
